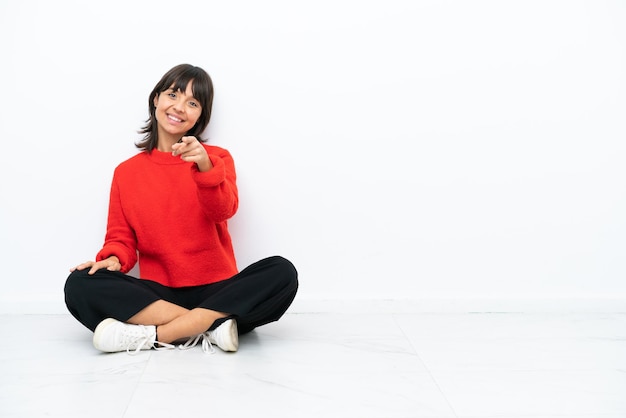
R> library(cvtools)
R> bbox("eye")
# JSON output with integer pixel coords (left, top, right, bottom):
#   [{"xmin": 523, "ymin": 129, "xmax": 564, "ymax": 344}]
[
  {"xmin": 189, "ymin": 101, "xmax": 199, "ymax": 108},
  {"xmin": 168, "ymin": 92, "xmax": 177, "ymax": 99}
]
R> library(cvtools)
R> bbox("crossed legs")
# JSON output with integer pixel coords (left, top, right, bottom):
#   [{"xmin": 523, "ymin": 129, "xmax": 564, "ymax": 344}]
[
  {"xmin": 127, "ymin": 300, "xmax": 229, "ymax": 344},
  {"xmin": 64, "ymin": 256, "xmax": 298, "ymax": 350}
]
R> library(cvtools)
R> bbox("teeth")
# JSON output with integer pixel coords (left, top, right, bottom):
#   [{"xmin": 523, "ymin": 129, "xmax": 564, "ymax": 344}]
[{"xmin": 168, "ymin": 114, "xmax": 182, "ymax": 122}]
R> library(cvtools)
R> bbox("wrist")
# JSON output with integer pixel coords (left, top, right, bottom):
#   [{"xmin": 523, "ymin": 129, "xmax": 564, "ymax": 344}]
[{"xmin": 196, "ymin": 159, "xmax": 213, "ymax": 172}]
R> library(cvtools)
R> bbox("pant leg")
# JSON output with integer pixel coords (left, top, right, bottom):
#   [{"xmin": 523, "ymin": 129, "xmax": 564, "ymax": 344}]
[
  {"xmin": 197, "ymin": 256, "xmax": 298, "ymax": 334},
  {"xmin": 64, "ymin": 268, "xmax": 173, "ymax": 331}
]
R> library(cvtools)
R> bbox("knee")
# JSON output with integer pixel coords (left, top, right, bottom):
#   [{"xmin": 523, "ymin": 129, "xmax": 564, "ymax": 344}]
[
  {"xmin": 64, "ymin": 269, "xmax": 91, "ymax": 297},
  {"xmin": 272, "ymin": 256, "xmax": 298, "ymax": 291},
  {"xmin": 64, "ymin": 270, "xmax": 81, "ymax": 296}
]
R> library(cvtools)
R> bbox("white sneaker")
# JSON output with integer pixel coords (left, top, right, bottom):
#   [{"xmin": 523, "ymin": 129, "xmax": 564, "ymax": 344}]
[
  {"xmin": 178, "ymin": 319, "xmax": 239, "ymax": 354},
  {"xmin": 207, "ymin": 318, "xmax": 239, "ymax": 352},
  {"xmin": 93, "ymin": 318, "xmax": 172, "ymax": 354}
]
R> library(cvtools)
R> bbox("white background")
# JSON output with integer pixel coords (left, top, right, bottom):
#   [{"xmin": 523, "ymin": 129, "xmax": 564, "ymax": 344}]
[{"xmin": 1, "ymin": 0, "xmax": 625, "ymax": 313}]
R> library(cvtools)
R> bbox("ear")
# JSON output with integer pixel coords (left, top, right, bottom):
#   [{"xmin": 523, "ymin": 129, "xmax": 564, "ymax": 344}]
[{"xmin": 153, "ymin": 93, "xmax": 159, "ymax": 108}]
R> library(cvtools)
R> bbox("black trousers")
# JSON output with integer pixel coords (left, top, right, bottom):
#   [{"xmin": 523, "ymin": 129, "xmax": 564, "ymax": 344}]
[{"xmin": 64, "ymin": 255, "xmax": 298, "ymax": 334}]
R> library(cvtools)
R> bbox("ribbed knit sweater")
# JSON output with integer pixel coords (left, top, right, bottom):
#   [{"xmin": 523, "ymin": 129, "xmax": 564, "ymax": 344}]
[{"xmin": 95, "ymin": 144, "xmax": 239, "ymax": 287}]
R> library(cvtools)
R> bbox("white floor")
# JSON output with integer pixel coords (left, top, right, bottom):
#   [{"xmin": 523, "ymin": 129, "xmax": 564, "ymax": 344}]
[{"xmin": 1, "ymin": 312, "xmax": 625, "ymax": 418}]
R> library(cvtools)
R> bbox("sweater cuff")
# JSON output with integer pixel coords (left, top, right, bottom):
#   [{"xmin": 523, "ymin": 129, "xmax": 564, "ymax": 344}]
[{"xmin": 191, "ymin": 154, "xmax": 226, "ymax": 187}]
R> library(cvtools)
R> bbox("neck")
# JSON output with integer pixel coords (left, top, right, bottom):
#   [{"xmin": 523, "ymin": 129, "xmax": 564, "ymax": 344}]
[{"xmin": 156, "ymin": 134, "xmax": 182, "ymax": 152}]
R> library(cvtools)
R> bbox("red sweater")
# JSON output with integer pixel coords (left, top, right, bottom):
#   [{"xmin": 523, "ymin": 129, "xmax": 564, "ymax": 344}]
[{"xmin": 96, "ymin": 144, "xmax": 239, "ymax": 287}]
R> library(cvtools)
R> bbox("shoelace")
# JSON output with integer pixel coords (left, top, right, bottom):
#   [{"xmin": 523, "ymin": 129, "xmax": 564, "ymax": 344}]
[
  {"xmin": 178, "ymin": 332, "xmax": 216, "ymax": 354},
  {"xmin": 126, "ymin": 335, "xmax": 175, "ymax": 355},
  {"xmin": 119, "ymin": 325, "xmax": 152, "ymax": 355}
]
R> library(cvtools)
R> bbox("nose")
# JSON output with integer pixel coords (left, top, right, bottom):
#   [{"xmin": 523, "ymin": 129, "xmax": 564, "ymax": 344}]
[{"xmin": 173, "ymin": 97, "xmax": 185, "ymax": 113}]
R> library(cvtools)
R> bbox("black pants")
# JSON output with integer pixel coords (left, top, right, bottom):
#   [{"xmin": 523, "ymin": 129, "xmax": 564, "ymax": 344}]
[{"xmin": 64, "ymin": 255, "xmax": 298, "ymax": 334}]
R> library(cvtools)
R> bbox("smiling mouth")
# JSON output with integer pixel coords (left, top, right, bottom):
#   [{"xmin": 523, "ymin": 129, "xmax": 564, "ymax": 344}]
[{"xmin": 167, "ymin": 114, "xmax": 183, "ymax": 123}]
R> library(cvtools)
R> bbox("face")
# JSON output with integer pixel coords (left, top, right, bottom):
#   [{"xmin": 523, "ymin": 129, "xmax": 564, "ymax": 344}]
[{"xmin": 153, "ymin": 81, "xmax": 202, "ymax": 144}]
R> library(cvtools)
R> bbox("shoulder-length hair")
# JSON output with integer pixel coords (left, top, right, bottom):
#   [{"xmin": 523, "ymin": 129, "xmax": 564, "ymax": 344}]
[{"xmin": 136, "ymin": 64, "xmax": 214, "ymax": 151}]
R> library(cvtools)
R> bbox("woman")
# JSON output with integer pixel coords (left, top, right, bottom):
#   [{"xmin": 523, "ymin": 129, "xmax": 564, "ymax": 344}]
[{"xmin": 64, "ymin": 64, "xmax": 298, "ymax": 354}]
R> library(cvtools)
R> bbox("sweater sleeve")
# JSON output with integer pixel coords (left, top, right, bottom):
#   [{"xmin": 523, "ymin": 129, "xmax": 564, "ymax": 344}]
[
  {"xmin": 191, "ymin": 146, "xmax": 239, "ymax": 222},
  {"xmin": 95, "ymin": 170, "xmax": 138, "ymax": 272}
]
